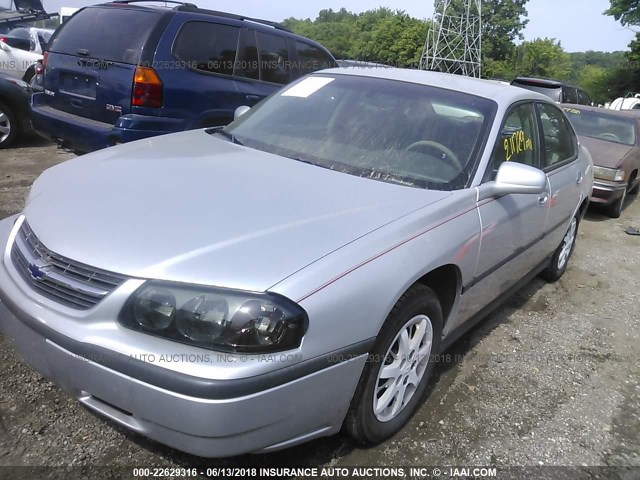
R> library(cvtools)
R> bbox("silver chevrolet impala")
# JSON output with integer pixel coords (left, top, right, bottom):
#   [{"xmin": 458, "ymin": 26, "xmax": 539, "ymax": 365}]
[{"xmin": 0, "ymin": 68, "xmax": 593, "ymax": 457}]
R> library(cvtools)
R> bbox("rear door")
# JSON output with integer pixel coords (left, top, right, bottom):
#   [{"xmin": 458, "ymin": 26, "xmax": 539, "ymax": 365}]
[
  {"xmin": 536, "ymin": 102, "xmax": 582, "ymax": 249},
  {"xmin": 44, "ymin": 6, "xmax": 167, "ymax": 125}
]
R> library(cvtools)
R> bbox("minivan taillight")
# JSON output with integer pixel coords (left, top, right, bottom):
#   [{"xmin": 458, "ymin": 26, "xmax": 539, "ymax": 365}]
[
  {"xmin": 132, "ymin": 66, "xmax": 163, "ymax": 108},
  {"xmin": 42, "ymin": 51, "xmax": 48, "ymax": 67}
]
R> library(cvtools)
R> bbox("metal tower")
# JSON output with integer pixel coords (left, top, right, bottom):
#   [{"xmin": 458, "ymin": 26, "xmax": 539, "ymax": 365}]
[{"xmin": 420, "ymin": 0, "xmax": 482, "ymax": 78}]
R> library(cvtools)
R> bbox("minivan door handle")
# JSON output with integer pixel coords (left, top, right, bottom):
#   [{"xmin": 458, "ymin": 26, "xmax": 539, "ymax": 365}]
[
  {"xmin": 245, "ymin": 94, "xmax": 261, "ymax": 103},
  {"xmin": 576, "ymin": 171, "xmax": 584, "ymax": 185}
]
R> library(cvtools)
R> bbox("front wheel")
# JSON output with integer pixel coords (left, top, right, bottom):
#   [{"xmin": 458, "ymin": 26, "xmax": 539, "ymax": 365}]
[
  {"xmin": 542, "ymin": 215, "xmax": 578, "ymax": 282},
  {"xmin": 344, "ymin": 284, "xmax": 442, "ymax": 444},
  {"xmin": 605, "ymin": 187, "xmax": 627, "ymax": 219},
  {"xmin": 0, "ymin": 101, "xmax": 18, "ymax": 149}
]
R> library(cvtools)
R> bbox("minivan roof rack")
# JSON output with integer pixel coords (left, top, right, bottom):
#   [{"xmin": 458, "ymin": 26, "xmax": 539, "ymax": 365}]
[
  {"xmin": 109, "ymin": 1, "xmax": 197, "ymax": 8},
  {"xmin": 176, "ymin": 5, "xmax": 292, "ymax": 33}
]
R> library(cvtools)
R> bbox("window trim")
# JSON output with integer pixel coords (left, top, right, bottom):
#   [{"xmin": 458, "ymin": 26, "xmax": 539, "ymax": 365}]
[
  {"xmin": 535, "ymin": 102, "xmax": 579, "ymax": 173},
  {"xmin": 482, "ymin": 100, "xmax": 542, "ymax": 183}
]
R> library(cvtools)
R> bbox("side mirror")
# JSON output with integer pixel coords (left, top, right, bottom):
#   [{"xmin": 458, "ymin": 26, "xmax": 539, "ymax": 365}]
[
  {"xmin": 234, "ymin": 105, "xmax": 251, "ymax": 120},
  {"xmin": 477, "ymin": 162, "xmax": 547, "ymax": 201}
]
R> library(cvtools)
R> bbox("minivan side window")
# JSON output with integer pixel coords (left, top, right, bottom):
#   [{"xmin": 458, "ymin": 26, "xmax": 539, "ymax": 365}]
[
  {"xmin": 256, "ymin": 32, "xmax": 291, "ymax": 84},
  {"xmin": 173, "ymin": 22, "xmax": 240, "ymax": 76},
  {"xmin": 577, "ymin": 89, "xmax": 592, "ymax": 105},
  {"xmin": 295, "ymin": 41, "xmax": 334, "ymax": 76},
  {"xmin": 538, "ymin": 103, "xmax": 576, "ymax": 168},
  {"xmin": 489, "ymin": 103, "xmax": 538, "ymax": 178}
]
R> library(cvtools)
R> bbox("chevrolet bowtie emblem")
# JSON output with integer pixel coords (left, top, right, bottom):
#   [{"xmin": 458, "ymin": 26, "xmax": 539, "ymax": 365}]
[{"xmin": 27, "ymin": 259, "xmax": 51, "ymax": 281}]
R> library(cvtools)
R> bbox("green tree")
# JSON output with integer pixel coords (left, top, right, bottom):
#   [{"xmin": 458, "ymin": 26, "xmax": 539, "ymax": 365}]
[
  {"xmin": 513, "ymin": 38, "xmax": 571, "ymax": 80},
  {"xmin": 605, "ymin": 0, "xmax": 640, "ymax": 25}
]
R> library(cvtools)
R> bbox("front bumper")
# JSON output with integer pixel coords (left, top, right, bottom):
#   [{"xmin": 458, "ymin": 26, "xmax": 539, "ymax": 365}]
[
  {"xmin": 30, "ymin": 93, "xmax": 187, "ymax": 153},
  {"xmin": 590, "ymin": 180, "xmax": 627, "ymax": 205},
  {"xmin": 0, "ymin": 217, "xmax": 368, "ymax": 457}
]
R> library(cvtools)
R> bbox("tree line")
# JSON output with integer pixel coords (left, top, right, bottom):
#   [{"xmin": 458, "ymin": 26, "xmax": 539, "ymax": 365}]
[{"xmin": 282, "ymin": 1, "xmax": 639, "ymax": 105}]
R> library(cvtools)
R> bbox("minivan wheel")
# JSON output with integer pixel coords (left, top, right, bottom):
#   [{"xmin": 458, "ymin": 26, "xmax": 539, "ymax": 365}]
[
  {"xmin": 344, "ymin": 284, "xmax": 442, "ymax": 444},
  {"xmin": 0, "ymin": 101, "xmax": 18, "ymax": 149},
  {"xmin": 542, "ymin": 215, "xmax": 578, "ymax": 282}
]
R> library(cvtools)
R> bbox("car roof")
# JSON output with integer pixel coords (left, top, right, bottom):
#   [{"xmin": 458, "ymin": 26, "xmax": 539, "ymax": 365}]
[
  {"xmin": 512, "ymin": 76, "xmax": 581, "ymax": 89},
  {"xmin": 562, "ymin": 103, "xmax": 640, "ymax": 119},
  {"xmin": 321, "ymin": 67, "xmax": 553, "ymax": 104}
]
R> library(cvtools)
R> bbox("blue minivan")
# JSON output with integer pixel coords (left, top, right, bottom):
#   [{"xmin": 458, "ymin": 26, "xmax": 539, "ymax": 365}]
[{"xmin": 31, "ymin": 1, "xmax": 336, "ymax": 153}]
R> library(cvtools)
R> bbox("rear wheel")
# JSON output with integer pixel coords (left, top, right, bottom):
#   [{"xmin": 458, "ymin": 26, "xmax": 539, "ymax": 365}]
[
  {"xmin": 0, "ymin": 101, "xmax": 18, "ymax": 149},
  {"xmin": 542, "ymin": 215, "xmax": 578, "ymax": 282},
  {"xmin": 344, "ymin": 284, "xmax": 442, "ymax": 444}
]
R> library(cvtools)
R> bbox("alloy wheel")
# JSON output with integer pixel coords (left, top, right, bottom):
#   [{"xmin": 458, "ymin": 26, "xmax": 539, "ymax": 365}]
[{"xmin": 557, "ymin": 217, "xmax": 577, "ymax": 270}]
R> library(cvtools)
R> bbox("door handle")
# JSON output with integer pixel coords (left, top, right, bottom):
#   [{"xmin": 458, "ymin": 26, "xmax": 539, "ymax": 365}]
[
  {"xmin": 538, "ymin": 192, "xmax": 549, "ymax": 205},
  {"xmin": 576, "ymin": 171, "xmax": 584, "ymax": 184},
  {"xmin": 245, "ymin": 94, "xmax": 261, "ymax": 103}
]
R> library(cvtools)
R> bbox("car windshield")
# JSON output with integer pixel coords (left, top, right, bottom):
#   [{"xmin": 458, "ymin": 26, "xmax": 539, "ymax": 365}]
[
  {"xmin": 222, "ymin": 75, "xmax": 496, "ymax": 190},
  {"xmin": 564, "ymin": 108, "xmax": 636, "ymax": 146}
]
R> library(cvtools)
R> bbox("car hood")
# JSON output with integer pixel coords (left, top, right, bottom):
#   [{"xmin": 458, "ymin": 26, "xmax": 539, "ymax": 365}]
[
  {"xmin": 579, "ymin": 136, "xmax": 634, "ymax": 169},
  {"xmin": 23, "ymin": 130, "xmax": 450, "ymax": 292}
]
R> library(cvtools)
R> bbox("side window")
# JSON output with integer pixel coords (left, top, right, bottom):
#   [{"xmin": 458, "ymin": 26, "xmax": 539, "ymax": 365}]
[
  {"xmin": 577, "ymin": 89, "xmax": 592, "ymax": 105},
  {"xmin": 563, "ymin": 87, "xmax": 578, "ymax": 104},
  {"xmin": 256, "ymin": 32, "xmax": 291, "ymax": 84},
  {"xmin": 173, "ymin": 22, "xmax": 240, "ymax": 76},
  {"xmin": 538, "ymin": 103, "xmax": 576, "ymax": 168},
  {"xmin": 489, "ymin": 103, "xmax": 538, "ymax": 178},
  {"xmin": 295, "ymin": 41, "xmax": 334, "ymax": 77}
]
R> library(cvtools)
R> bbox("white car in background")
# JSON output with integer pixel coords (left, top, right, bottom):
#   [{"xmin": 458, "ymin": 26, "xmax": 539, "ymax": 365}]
[{"xmin": 0, "ymin": 33, "xmax": 42, "ymax": 81}]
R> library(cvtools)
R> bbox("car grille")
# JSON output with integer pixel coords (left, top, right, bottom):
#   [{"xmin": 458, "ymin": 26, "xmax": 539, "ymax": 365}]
[{"xmin": 10, "ymin": 220, "xmax": 127, "ymax": 310}]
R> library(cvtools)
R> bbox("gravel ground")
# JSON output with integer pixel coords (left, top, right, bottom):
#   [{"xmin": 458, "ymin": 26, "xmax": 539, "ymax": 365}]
[{"xmin": 0, "ymin": 139, "xmax": 639, "ymax": 477}]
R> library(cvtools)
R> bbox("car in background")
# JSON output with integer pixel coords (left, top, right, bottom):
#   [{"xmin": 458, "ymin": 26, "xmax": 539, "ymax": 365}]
[
  {"xmin": 6, "ymin": 27, "xmax": 54, "ymax": 54},
  {"xmin": 0, "ymin": 72, "xmax": 33, "ymax": 148},
  {"xmin": 512, "ymin": 77, "xmax": 592, "ymax": 106},
  {"xmin": 0, "ymin": 68, "xmax": 592, "ymax": 457},
  {"xmin": 563, "ymin": 105, "xmax": 640, "ymax": 217},
  {"xmin": 31, "ymin": 1, "xmax": 336, "ymax": 153},
  {"xmin": 609, "ymin": 94, "xmax": 640, "ymax": 111},
  {"xmin": 0, "ymin": 32, "xmax": 42, "ymax": 81}
]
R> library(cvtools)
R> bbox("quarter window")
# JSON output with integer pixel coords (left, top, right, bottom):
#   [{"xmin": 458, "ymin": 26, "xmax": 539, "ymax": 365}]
[
  {"xmin": 489, "ymin": 103, "xmax": 538, "ymax": 177},
  {"xmin": 564, "ymin": 87, "xmax": 578, "ymax": 104},
  {"xmin": 295, "ymin": 41, "xmax": 334, "ymax": 76},
  {"xmin": 538, "ymin": 103, "xmax": 576, "ymax": 168},
  {"xmin": 173, "ymin": 22, "xmax": 240, "ymax": 76}
]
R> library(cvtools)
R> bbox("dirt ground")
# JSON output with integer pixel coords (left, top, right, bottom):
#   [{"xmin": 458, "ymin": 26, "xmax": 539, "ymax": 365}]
[{"xmin": 0, "ymin": 138, "xmax": 638, "ymax": 476}]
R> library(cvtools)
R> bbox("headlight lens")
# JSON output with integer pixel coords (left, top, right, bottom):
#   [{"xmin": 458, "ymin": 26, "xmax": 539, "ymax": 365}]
[
  {"xmin": 119, "ymin": 282, "xmax": 308, "ymax": 353},
  {"xmin": 593, "ymin": 166, "xmax": 625, "ymax": 182}
]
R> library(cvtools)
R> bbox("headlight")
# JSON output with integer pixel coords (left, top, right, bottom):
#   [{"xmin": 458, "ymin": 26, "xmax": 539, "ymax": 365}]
[
  {"xmin": 119, "ymin": 281, "xmax": 308, "ymax": 353},
  {"xmin": 593, "ymin": 166, "xmax": 625, "ymax": 182}
]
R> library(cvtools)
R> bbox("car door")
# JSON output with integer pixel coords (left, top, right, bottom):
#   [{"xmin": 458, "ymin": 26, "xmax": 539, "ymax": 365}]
[
  {"xmin": 536, "ymin": 102, "xmax": 583, "ymax": 250},
  {"xmin": 468, "ymin": 102, "xmax": 550, "ymax": 308}
]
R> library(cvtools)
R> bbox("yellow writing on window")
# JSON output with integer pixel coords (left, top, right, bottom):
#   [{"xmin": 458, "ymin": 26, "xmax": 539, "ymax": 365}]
[{"xmin": 504, "ymin": 130, "xmax": 534, "ymax": 161}]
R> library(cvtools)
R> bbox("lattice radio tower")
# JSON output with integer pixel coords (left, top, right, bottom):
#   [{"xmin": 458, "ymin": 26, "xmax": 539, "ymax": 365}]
[{"xmin": 420, "ymin": 0, "xmax": 482, "ymax": 78}]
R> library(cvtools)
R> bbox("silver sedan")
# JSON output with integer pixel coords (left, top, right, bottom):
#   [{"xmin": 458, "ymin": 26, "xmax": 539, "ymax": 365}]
[{"xmin": 0, "ymin": 68, "xmax": 593, "ymax": 457}]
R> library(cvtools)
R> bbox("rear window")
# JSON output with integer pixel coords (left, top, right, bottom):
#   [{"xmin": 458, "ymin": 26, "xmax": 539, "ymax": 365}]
[
  {"xmin": 48, "ymin": 7, "xmax": 163, "ymax": 64},
  {"xmin": 512, "ymin": 81, "xmax": 562, "ymax": 102}
]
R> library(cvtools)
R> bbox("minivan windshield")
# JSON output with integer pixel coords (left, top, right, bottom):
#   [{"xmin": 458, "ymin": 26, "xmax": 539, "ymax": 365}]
[
  {"xmin": 48, "ymin": 7, "xmax": 162, "ymax": 64},
  {"xmin": 222, "ymin": 75, "xmax": 496, "ymax": 190}
]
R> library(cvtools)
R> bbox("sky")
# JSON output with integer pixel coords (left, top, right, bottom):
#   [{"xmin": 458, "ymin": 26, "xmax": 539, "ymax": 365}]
[{"xmin": 37, "ymin": 0, "xmax": 638, "ymax": 53}]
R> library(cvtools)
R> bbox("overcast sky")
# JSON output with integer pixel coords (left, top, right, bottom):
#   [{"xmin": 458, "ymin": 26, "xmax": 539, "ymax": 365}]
[{"xmin": 42, "ymin": 0, "xmax": 637, "ymax": 52}]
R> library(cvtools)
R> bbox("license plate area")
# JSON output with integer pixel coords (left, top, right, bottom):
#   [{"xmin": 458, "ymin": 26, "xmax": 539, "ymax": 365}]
[{"xmin": 60, "ymin": 72, "xmax": 97, "ymax": 99}]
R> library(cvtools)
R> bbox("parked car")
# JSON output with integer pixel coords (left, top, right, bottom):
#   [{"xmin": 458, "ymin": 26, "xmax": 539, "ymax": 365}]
[
  {"xmin": 6, "ymin": 27, "xmax": 54, "ymax": 54},
  {"xmin": 512, "ymin": 77, "xmax": 593, "ymax": 105},
  {"xmin": 0, "ymin": 72, "xmax": 33, "ymax": 148},
  {"xmin": 0, "ymin": 33, "xmax": 41, "ymax": 80},
  {"xmin": 31, "ymin": 1, "xmax": 336, "ymax": 153},
  {"xmin": 0, "ymin": 68, "xmax": 592, "ymax": 457},
  {"xmin": 609, "ymin": 94, "xmax": 640, "ymax": 111},
  {"xmin": 563, "ymin": 105, "xmax": 640, "ymax": 217}
]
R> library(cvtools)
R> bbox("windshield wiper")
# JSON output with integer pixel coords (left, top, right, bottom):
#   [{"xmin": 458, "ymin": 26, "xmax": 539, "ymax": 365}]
[{"xmin": 211, "ymin": 129, "xmax": 243, "ymax": 146}]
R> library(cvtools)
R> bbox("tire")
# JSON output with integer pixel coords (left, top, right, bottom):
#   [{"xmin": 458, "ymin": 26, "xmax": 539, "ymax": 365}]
[
  {"xmin": 605, "ymin": 187, "xmax": 627, "ymax": 219},
  {"xmin": 542, "ymin": 214, "xmax": 578, "ymax": 282},
  {"xmin": 0, "ymin": 101, "xmax": 18, "ymax": 149},
  {"xmin": 344, "ymin": 284, "xmax": 443, "ymax": 444},
  {"xmin": 629, "ymin": 173, "xmax": 639, "ymax": 195}
]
